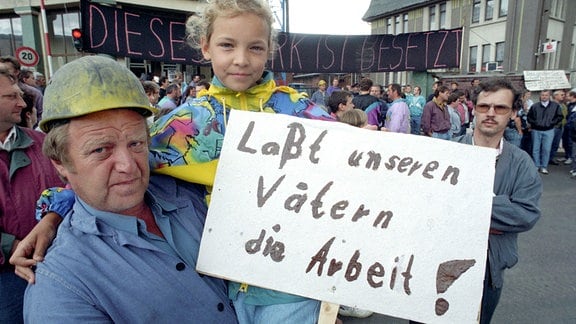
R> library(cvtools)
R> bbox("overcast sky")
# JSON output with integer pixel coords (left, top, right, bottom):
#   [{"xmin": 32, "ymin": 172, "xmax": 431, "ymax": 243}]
[{"xmin": 285, "ymin": 0, "xmax": 371, "ymax": 35}]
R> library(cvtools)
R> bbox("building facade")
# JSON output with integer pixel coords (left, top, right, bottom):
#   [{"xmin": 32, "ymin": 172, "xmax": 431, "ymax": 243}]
[
  {"xmin": 363, "ymin": 0, "xmax": 576, "ymax": 94},
  {"xmin": 0, "ymin": 0, "xmax": 210, "ymax": 80}
]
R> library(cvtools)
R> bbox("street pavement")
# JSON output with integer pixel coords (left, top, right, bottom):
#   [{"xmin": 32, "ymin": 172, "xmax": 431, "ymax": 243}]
[{"xmin": 341, "ymin": 156, "xmax": 576, "ymax": 323}]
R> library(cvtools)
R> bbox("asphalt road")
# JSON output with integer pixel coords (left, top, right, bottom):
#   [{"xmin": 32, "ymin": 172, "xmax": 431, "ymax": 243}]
[{"xmin": 341, "ymin": 156, "xmax": 576, "ymax": 323}]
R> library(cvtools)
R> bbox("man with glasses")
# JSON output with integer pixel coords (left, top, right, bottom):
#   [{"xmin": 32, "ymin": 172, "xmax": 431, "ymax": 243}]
[
  {"xmin": 0, "ymin": 67, "xmax": 63, "ymax": 323},
  {"xmin": 0, "ymin": 56, "xmax": 44, "ymax": 127},
  {"xmin": 453, "ymin": 78, "xmax": 542, "ymax": 324}
]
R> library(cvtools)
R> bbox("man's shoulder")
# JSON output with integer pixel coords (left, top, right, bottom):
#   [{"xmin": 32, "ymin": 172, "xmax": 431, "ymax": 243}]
[
  {"xmin": 423, "ymin": 100, "xmax": 437, "ymax": 108},
  {"xmin": 149, "ymin": 175, "xmax": 207, "ymax": 208},
  {"xmin": 17, "ymin": 126, "xmax": 45, "ymax": 140}
]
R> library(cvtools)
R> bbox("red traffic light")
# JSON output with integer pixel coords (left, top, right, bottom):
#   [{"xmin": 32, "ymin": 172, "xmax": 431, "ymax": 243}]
[
  {"xmin": 71, "ymin": 28, "xmax": 83, "ymax": 51},
  {"xmin": 72, "ymin": 28, "xmax": 82, "ymax": 39}
]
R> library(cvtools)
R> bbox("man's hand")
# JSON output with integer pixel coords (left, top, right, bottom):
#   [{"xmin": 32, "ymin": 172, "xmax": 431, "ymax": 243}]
[{"xmin": 9, "ymin": 213, "xmax": 62, "ymax": 284}]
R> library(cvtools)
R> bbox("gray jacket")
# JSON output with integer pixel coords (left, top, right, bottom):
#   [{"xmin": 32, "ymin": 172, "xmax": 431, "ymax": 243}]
[{"xmin": 454, "ymin": 134, "xmax": 542, "ymax": 288}]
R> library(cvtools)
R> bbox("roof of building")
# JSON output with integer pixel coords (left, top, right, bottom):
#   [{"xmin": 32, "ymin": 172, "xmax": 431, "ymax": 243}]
[{"xmin": 362, "ymin": 0, "xmax": 433, "ymax": 21}]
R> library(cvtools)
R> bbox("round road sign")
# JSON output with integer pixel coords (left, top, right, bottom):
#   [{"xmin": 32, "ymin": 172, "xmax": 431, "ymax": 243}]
[{"xmin": 16, "ymin": 46, "xmax": 40, "ymax": 67}]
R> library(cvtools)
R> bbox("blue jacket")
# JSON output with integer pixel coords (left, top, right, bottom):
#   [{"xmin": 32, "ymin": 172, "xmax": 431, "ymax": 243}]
[
  {"xmin": 454, "ymin": 134, "xmax": 542, "ymax": 288},
  {"xmin": 24, "ymin": 175, "xmax": 237, "ymax": 323}
]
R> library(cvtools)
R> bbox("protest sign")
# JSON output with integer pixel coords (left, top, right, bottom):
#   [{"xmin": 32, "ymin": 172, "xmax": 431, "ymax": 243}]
[
  {"xmin": 197, "ymin": 111, "xmax": 496, "ymax": 323},
  {"xmin": 80, "ymin": 0, "xmax": 461, "ymax": 73},
  {"xmin": 523, "ymin": 70, "xmax": 571, "ymax": 91}
]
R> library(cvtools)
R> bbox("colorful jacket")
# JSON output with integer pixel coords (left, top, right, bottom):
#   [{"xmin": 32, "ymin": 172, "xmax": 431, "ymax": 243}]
[
  {"xmin": 408, "ymin": 95, "xmax": 425, "ymax": 117},
  {"xmin": 149, "ymin": 71, "xmax": 333, "ymax": 186},
  {"xmin": 385, "ymin": 98, "xmax": 411, "ymax": 133},
  {"xmin": 149, "ymin": 71, "xmax": 334, "ymax": 305}
]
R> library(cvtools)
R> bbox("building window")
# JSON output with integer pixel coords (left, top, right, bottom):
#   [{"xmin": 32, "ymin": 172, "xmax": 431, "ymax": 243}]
[
  {"xmin": 552, "ymin": 0, "xmax": 565, "ymax": 19},
  {"xmin": 49, "ymin": 11, "xmax": 81, "ymax": 60},
  {"xmin": 469, "ymin": 46, "xmax": 478, "ymax": 72},
  {"xmin": 395, "ymin": 15, "xmax": 401, "ymax": 34},
  {"xmin": 485, "ymin": 0, "xmax": 494, "ymax": 20},
  {"xmin": 482, "ymin": 44, "xmax": 491, "ymax": 70},
  {"xmin": 403, "ymin": 14, "xmax": 409, "ymax": 33},
  {"xmin": 495, "ymin": 42, "xmax": 505, "ymax": 66},
  {"xmin": 429, "ymin": 5, "xmax": 437, "ymax": 30},
  {"xmin": 439, "ymin": 3, "xmax": 447, "ymax": 29},
  {"xmin": 0, "ymin": 17, "xmax": 22, "ymax": 56},
  {"xmin": 472, "ymin": 0, "xmax": 481, "ymax": 23},
  {"xmin": 499, "ymin": 0, "xmax": 508, "ymax": 17},
  {"xmin": 387, "ymin": 17, "xmax": 392, "ymax": 34}
]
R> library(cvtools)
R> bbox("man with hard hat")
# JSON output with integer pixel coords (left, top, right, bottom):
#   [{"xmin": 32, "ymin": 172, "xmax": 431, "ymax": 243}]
[
  {"xmin": 0, "ymin": 65, "xmax": 63, "ymax": 323},
  {"xmin": 310, "ymin": 80, "xmax": 328, "ymax": 110},
  {"xmin": 21, "ymin": 56, "xmax": 237, "ymax": 323}
]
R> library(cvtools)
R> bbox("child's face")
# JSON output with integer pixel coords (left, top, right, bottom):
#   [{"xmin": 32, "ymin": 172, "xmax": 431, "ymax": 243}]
[{"xmin": 201, "ymin": 13, "xmax": 270, "ymax": 92}]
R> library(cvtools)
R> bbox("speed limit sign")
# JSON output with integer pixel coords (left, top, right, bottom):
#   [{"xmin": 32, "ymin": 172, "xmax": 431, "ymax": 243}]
[{"xmin": 16, "ymin": 46, "xmax": 40, "ymax": 67}]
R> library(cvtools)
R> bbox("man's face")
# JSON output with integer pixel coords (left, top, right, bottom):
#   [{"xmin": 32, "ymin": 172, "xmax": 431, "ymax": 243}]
[
  {"xmin": 474, "ymin": 89, "xmax": 514, "ymax": 138},
  {"xmin": 339, "ymin": 95, "xmax": 354, "ymax": 113},
  {"xmin": 387, "ymin": 86, "xmax": 399, "ymax": 100},
  {"xmin": 438, "ymin": 90, "xmax": 450, "ymax": 102},
  {"xmin": 0, "ymin": 76, "xmax": 26, "ymax": 125},
  {"xmin": 147, "ymin": 90, "xmax": 159, "ymax": 105},
  {"xmin": 553, "ymin": 91, "xmax": 565, "ymax": 103},
  {"xmin": 370, "ymin": 86, "xmax": 381, "ymax": 97},
  {"xmin": 540, "ymin": 91, "xmax": 550, "ymax": 102},
  {"xmin": 404, "ymin": 86, "xmax": 412, "ymax": 93},
  {"xmin": 23, "ymin": 74, "xmax": 36, "ymax": 87},
  {"xmin": 53, "ymin": 109, "xmax": 150, "ymax": 215},
  {"xmin": 36, "ymin": 76, "xmax": 46, "ymax": 87}
]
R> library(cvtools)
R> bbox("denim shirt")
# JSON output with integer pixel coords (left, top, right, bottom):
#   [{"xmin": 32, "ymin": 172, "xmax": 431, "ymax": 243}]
[{"xmin": 24, "ymin": 175, "xmax": 237, "ymax": 323}]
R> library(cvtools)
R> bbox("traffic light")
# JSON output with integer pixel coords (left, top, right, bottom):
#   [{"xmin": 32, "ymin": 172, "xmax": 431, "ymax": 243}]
[{"xmin": 71, "ymin": 28, "xmax": 83, "ymax": 52}]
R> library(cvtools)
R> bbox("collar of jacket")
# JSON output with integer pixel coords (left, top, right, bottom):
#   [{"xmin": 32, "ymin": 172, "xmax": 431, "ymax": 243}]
[
  {"xmin": 207, "ymin": 71, "xmax": 301, "ymax": 111},
  {"xmin": 8, "ymin": 127, "xmax": 34, "ymax": 179},
  {"xmin": 433, "ymin": 97, "xmax": 446, "ymax": 110}
]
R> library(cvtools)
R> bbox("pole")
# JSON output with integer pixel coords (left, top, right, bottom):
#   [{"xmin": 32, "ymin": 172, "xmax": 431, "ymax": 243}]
[{"xmin": 40, "ymin": 0, "xmax": 54, "ymax": 77}]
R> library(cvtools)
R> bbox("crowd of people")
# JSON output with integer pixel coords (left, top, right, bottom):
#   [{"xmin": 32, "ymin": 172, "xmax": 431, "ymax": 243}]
[
  {"xmin": 0, "ymin": 0, "xmax": 573, "ymax": 323},
  {"xmin": 311, "ymin": 75, "xmax": 575, "ymax": 177}
]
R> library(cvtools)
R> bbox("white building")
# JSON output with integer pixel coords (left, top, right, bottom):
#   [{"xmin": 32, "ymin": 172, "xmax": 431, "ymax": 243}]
[{"xmin": 363, "ymin": 0, "xmax": 576, "ymax": 91}]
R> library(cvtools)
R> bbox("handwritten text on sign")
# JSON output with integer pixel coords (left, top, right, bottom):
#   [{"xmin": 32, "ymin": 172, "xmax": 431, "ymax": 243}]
[
  {"xmin": 80, "ymin": 0, "xmax": 461, "ymax": 72},
  {"xmin": 197, "ymin": 111, "xmax": 495, "ymax": 323}
]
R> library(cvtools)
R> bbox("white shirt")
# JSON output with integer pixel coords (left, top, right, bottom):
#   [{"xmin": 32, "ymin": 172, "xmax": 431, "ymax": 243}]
[{"xmin": 0, "ymin": 126, "xmax": 17, "ymax": 151}]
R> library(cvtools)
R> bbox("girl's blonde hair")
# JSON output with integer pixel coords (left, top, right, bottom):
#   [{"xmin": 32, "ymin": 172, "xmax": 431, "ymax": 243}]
[
  {"xmin": 339, "ymin": 109, "xmax": 368, "ymax": 128},
  {"xmin": 186, "ymin": 0, "xmax": 278, "ymax": 58}
]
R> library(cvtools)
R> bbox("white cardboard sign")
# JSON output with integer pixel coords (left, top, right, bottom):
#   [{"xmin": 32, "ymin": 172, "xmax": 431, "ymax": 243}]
[
  {"xmin": 197, "ymin": 110, "xmax": 496, "ymax": 323},
  {"xmin": 523, "ymin": 70, "xmax": 571, "ymax": 91}
]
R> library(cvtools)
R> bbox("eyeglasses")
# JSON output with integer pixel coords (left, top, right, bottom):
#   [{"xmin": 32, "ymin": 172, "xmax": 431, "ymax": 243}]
[{"xmin": 475, "ymin": 103, "xmax": 511, "ymax": 115}]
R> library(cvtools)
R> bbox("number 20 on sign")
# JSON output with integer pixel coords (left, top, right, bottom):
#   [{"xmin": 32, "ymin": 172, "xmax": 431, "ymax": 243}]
[{"xmin": 15, "ymin": 46, "xmax": 39, "ymax": 67}]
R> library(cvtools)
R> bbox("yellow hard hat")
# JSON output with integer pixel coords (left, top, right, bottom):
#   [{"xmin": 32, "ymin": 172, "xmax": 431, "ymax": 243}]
[
  {"xmin": 318, "ymin": 80, "xmax": 327, "ymax": 86},
  {"xmin": 40, "ymin": 56, "xmax": 157, "ymax": 132}
]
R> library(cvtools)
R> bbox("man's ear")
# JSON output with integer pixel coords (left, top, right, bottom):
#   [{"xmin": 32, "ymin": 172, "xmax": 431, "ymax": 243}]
[{"xmin": 50, "ymin": 159, "xmax": 69, "ymax": 181}]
